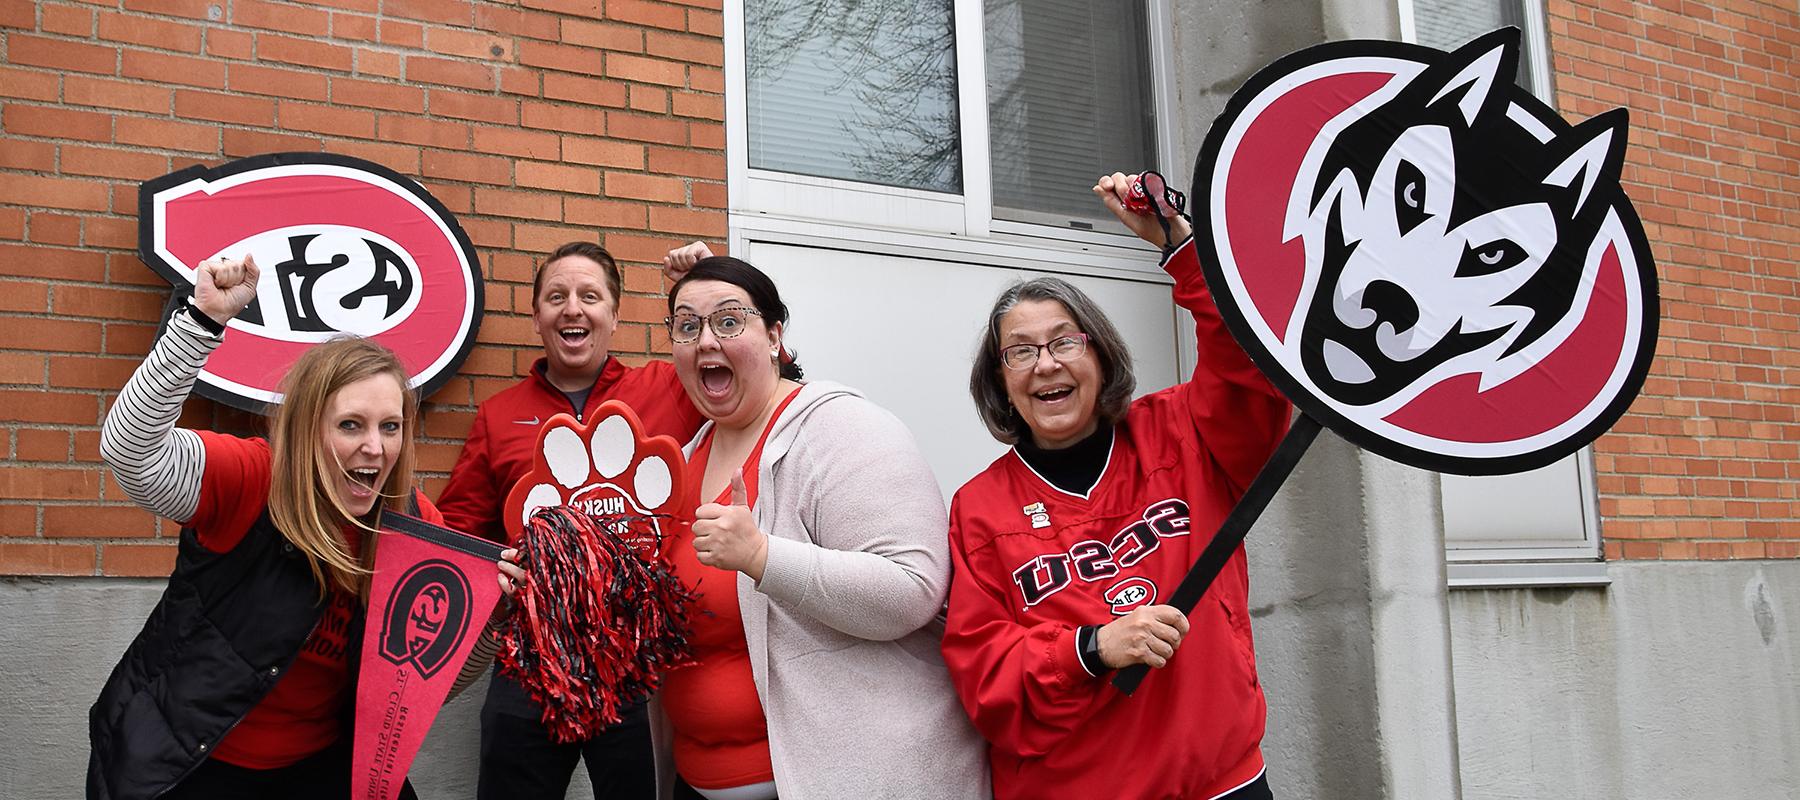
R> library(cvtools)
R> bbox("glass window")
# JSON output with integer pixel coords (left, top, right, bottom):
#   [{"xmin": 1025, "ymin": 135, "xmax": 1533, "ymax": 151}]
[
  {"xmin": 1411, "ymin": 0, "xmax": 1551, "ymax": 98},
  {"xmin": 1441, "ymin": 450, "xmax": 1606, "ymax": 587},
  {"xmin": 984, "ymin": 0, "xmax": 1157, "ymax": 230},
  {"xmin": 745, "ymin": 0, "xmax": 962, "ymax": 193}
]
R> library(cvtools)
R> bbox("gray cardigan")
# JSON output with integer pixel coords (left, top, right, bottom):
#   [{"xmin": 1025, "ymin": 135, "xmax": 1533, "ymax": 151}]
[{"xmin": 652, "ymin": 381, "xmax": 990, "ymax": 799}]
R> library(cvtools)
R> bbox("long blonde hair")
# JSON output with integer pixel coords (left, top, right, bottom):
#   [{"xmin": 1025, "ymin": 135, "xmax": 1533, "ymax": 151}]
[{"xmin": 267, "ymin": 337, "xmax": 419, "ymax": 601}]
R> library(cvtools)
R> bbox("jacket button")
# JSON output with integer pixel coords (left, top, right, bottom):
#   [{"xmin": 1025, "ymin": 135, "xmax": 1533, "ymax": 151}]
[
  {"xmin": 196, "ymin": 742, "xmax": 208, "ymax": 752},
  {"xmin": 267, "ymin": 666, "xmax": 280, "ymax": 677},
  {"xmin": 282, "ymin": 543, "xmax": 295, "ymax": 553}
]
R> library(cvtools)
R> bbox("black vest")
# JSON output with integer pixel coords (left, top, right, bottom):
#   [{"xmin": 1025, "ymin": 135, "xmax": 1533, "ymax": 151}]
[{"xmin": 86, "ymin": 511, "xmax": 364, "ymax": 800}]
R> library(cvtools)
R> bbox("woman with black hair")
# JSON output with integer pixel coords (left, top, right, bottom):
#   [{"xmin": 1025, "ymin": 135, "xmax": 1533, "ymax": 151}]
[{"xmin": 649, "ymin": 244, "xmax": 988, "ymax": 800}]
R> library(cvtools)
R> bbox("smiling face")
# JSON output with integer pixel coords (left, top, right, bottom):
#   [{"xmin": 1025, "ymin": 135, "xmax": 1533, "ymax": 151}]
[
  {"xmin": 533, "ymin": 254, "xmax": 621, "ymax": 392},
  {"xmin": 671, "ymin": 279, "xmax": 784, "ymax": 432},
  {"xmin": 997, "ymin": 299, "xmax": 1103, "ymax": 449},
  {"xmin": 317, "ymin": 373, "xmax": 406, "ymax": 517}
]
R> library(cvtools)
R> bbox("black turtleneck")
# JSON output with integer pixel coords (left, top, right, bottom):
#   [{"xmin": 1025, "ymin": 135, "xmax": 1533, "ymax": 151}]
[{"xmin": 1015, "ymin": 422, "xmax": 1114, "ymax": 496}]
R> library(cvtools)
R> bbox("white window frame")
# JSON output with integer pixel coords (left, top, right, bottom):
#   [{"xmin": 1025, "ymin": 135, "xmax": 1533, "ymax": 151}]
[
  {"xmin": 723, "ymin": 0, "xmax": 1180, "ymax": 275},
  {"xmin": 1440, "ymin": 448, "xmax": 1608, "ymax": 588}
]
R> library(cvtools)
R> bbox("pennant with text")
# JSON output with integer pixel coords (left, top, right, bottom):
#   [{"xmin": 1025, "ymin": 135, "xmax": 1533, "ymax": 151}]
[{"xmin": 353, "ymin": 511, "xmax": 505, "ymax": 800}]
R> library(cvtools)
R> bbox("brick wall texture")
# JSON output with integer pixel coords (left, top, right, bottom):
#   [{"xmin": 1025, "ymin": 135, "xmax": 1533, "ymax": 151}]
[
  {"xmin": 1548, "ymin": 0, "xmax": 1798, "ymax": 560},
  {"xmin": 3, "ymin": 0, "xmax": 1796, "ymax": 575},
  {"xmin": 1, "ymin": 0, "xmax": 726, "ymax": 575}
]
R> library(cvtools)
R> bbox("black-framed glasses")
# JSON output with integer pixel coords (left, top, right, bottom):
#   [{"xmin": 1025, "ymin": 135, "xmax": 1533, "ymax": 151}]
[
  {"xmin": 999, "ymin": 334, "xmax": 1088, "ymax": 370},
  {"xmin": 664, "ymin": 307, "xmax": 763, "ymax": 344}
]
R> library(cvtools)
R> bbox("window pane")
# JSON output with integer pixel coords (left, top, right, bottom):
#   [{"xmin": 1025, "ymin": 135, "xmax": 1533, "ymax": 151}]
[
  {"xmin": 746, "ymin": 0, "xmax": 962, "ymax": 193},
  {"xmin": 1412, "ymin": 0, "xmax": 1541, "ymax": 96},
  {"xmin": 1441, "ymin": 452, "xmax": 1593, "ymax": 551},
  {"xmin": 985, "ymin": 0, "xmax": 1156, "ymax": 230}
]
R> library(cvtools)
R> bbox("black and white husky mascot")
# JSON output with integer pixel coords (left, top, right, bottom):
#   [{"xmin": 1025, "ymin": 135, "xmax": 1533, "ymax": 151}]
[{"xmin": 1291, "ymin": 29, "xmax": 1629, "ymax": 409}]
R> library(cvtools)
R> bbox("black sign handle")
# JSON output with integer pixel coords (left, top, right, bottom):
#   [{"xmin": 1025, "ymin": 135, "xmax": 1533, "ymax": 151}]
[{"xmin": 1111, "ymin": 412, "xmax": 1323, "ymax": 696}]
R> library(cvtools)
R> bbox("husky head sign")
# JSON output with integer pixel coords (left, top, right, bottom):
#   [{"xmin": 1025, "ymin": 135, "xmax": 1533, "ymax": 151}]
[
  {"xmin": 1198, "ymin": 28, "xmax": 1658, "ymax": 475},
  {"xmin": 139, "ymin": 153, "xmax": 483, "ymax": 411}
]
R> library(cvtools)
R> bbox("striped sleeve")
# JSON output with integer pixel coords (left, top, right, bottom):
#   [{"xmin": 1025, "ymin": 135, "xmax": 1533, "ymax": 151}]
[
  {"xmin": 448, "ymin": 621, "xmax": 505, "ymax": 701},
  {"xmin": 99, "ymin": 308, "xmax": 223, "ymax": 524}
]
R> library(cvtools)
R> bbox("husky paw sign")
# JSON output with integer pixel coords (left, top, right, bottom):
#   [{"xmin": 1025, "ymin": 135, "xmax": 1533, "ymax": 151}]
[
  {"xmin": 502, "ymin": 401, "xmax": 688, "ymax": 554},
  {"xmin": 139, "ymin": 153, "xmax": 484, "ymax": 411},
  {"xmin": 1197, "ymin": 28, "xmax": 1658, "ymax": 475}
]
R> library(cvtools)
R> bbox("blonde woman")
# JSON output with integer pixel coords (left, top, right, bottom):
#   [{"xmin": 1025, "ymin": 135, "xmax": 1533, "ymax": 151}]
[{"xmin": 88, "ymin": 255, "xmax": 523, "ymax": 800}]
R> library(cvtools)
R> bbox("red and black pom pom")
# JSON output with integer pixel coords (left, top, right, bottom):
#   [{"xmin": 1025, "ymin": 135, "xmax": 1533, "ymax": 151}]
[{"xmin": 496, "ymin": 506, "xmax": 695, "ymax": 743}]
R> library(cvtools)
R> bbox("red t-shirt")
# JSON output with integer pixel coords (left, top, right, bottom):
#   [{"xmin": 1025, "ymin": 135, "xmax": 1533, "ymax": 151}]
[
  {"xmin": 188, "ymin": 431, "xmax": 445, "ymax": 769},
  {"xmin": 660, "ymin": 389, "xmax": 799, "ymax": 789}
]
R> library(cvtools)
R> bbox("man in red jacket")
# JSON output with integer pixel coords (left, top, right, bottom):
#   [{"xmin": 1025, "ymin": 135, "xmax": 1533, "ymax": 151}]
[{"xmin": 438, "ymin": 241, "xmax": 704, "ymax": 800}]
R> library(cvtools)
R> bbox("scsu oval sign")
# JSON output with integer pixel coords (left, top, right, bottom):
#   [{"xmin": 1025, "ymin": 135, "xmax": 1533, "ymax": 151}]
[{"xmin": 140, "ymin": 153, "xmax": 484, "ymax": 411}]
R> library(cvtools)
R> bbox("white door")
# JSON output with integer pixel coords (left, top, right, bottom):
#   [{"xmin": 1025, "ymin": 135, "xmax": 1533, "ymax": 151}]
[{"xmin": 746, "ymin": 239, "xmax": 1185, "ymax": 500}]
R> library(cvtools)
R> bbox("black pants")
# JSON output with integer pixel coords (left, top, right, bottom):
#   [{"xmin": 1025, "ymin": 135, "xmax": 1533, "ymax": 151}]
[
  {"xmin": 161, "ymin": 737, "xmax": 417, "ymax": 800},
  {"xmin": 1224, "ymin": 773, "xmax": 1275, "ymax": 800},
  {"xmin": 478, "ymin": 669, "xmax": 655, "ymax": 800}
]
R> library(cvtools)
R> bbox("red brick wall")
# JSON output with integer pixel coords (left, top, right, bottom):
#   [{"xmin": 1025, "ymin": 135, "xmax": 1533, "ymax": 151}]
[
  {"xmin": 1548, "ymin": 0, "xmax": 1798, "ymax": 559},
  {"xmin": 0, "ymin": 0, "xmax": 726, "ymax": 576}
]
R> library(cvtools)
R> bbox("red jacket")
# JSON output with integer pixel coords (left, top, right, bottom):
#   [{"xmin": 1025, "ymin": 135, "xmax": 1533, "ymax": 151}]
[
  {"xmin": 941, "ymin": 239, "xmax": 1290, "ymax": 800},
  {"xmin": 438, "ymin": 357, "xmax": 705, "ymax": 543}
]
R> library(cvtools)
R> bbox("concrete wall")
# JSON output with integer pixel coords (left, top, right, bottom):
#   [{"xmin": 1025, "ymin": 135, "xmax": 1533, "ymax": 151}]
[
  {"xmin": 13, "ymin": 560, "xmax": 1799, "ymax": 798},
  {"xmin": 1450, "ymin": 561, "xmax": 1800, "ymax": 800},
  {"xmin": 1244, "ymin": 433, "xmax": 1387, "ymax": 799}
]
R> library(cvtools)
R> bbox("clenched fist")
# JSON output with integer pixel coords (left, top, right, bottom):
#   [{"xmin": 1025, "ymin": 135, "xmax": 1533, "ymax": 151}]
[
  {"xmin": 663, "ymin": 241, "xmax": 715, "ymax": 284},
  {"xmin": 193, "ymin": 254, "xmax": 262, "ymax": 325}
]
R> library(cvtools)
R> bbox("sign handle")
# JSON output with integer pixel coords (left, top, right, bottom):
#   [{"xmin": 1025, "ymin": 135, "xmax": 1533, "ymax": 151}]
[{"xmin": 1111, "ymin": 412, "xmax": 1323, "ymax": 696}]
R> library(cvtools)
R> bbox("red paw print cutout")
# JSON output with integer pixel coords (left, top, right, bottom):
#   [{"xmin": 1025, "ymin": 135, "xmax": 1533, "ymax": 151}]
[{"xmin": 502, "ymin": 401, "xmax": 688, "ymax": 556}]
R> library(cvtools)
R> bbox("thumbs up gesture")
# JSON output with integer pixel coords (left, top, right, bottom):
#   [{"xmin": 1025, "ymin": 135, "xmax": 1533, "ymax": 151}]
[{"xmin": 692, "ymin": 469, "xmax": 770, "ymax": 581}]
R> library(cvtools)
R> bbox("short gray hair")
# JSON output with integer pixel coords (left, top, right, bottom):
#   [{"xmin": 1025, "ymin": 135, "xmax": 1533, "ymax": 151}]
[{"xmin": 969, "ymin": 277, "xmax": 1136, "ymax": 445}]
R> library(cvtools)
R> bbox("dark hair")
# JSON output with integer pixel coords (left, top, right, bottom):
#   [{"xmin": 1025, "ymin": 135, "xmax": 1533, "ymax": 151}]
[
  {"xmin": 534, "ymin": 241, "xmax": 622, "ymax": 310},
  {"xmin": 969, "ymin": 277, "xmax": 1136, "ymax": 445},
  {"xmin": 668, "ymin": 255, "xmax": 804, "ymax": 381}
]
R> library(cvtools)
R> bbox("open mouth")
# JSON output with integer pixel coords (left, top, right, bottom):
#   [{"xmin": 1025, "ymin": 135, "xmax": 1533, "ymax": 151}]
[
  {"xmin": 346, "ymin": 467, "xmax": 381, "ymax": 495},
  {"xmin": 559, "ymin": 327, "xmax": 590, "ymax": 346},
  {"xmin": 699, "ymin": 364, "xmax": 734, "ymax": 397},
  {"xmin": 1033, "ymin": 386, "xmax": 1074, "ymax": 404}
]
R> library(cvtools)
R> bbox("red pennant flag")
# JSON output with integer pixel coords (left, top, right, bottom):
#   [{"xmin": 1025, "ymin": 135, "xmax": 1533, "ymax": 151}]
[{"xmin": 353, "ymin": 511, "xmax": 506, "ymax": 800}]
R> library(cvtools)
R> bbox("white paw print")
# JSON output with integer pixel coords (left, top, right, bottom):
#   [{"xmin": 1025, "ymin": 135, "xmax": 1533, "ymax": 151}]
[{"xmin": 502, "ymin": 401, "xmax": 688, "ymax": 556}]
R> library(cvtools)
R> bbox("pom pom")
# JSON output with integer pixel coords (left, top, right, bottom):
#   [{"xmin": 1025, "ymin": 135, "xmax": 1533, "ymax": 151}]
[{"xmin": 497, "ymin": 506, "xmax": 695, "ymax": 743}]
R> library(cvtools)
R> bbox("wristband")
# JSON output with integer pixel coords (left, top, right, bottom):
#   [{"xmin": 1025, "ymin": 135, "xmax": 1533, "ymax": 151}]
[
  {"xmin": 182, "ymin": 298, "xmax": 226, "ymax": 336},
  {"xmin": 1077, "ymin": 624, "xmax": 1108, "ymax": 677}
]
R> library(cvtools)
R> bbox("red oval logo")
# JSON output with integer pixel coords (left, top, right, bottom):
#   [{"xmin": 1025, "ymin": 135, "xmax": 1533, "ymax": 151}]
[
  {"xmin": 140, "ymin": 153, "xmax": 484, "ymax": 411},
  {"xmin": 1105, "ymin": 577, "xmax": 1157, "ymax": 616}
]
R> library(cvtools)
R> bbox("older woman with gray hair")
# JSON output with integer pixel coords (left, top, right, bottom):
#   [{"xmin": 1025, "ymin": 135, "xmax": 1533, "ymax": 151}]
[{"xmin": 941, "ymin": 172, "xmax": 1291, "ymax": 800}]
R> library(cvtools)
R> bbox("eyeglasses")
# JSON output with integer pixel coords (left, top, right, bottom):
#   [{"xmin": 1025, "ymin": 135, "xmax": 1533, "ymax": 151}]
[
  {"xmin": 999, "ymin": 334, "xmax": 1088, "ymax": 370},
  {"xmin": 664, "ymin": 307, "xmax": 763, "ymax": 344}
]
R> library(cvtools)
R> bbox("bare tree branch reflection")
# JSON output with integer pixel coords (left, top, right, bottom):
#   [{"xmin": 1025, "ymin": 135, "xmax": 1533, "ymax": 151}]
[{"xmin": 748, "ymin": 0, "xmax": 961, "ymax": 192}]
